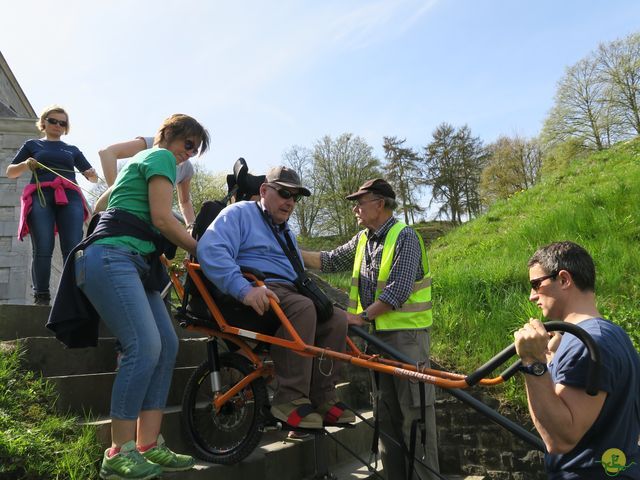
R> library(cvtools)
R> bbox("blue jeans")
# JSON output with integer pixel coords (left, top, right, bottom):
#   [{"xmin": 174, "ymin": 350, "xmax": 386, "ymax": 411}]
[
  {"xmin": 76, "ymin": 244, "xmax": 178, "ymax": 420},
  {"xmin": 28, "ymin": 188, "xmax": 84, "ymax": 294}
]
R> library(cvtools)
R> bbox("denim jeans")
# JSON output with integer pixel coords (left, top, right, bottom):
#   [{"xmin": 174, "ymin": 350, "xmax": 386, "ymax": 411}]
[
  {"xmin": 76, "ymin": 244, "xmax": 178, "ymax": 420},
  {"xmin": 28, "ymin": 188, "xmax": 84, "ymax": 294}
]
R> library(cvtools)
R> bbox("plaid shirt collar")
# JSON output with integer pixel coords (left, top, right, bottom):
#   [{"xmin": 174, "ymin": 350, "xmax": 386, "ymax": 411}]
[{"xmin": 367, "ymin": 215, "xmax": 397, "ymax": 242}]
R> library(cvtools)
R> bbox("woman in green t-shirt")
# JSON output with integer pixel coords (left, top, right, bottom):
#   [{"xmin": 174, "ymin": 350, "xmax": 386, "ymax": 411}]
[{"xmin": 77, "ymin": 114, "xmax": 210, "ymax": 479}]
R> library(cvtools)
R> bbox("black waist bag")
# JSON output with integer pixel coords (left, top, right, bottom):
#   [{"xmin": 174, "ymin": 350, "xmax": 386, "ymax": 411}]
[
  {"xmin": 256, "ymin": 202, "xmax": 334, "ymax": 323},
  {"xmin": 294, "ymin": 274, "xmax": 334, "ymax": 323}
]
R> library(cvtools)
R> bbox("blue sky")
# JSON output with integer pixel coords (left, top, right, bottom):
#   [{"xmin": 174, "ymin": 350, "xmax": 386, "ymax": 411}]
[{"xmin": 2, "ymin": 0, "xmax": 639, "ymax": 194}]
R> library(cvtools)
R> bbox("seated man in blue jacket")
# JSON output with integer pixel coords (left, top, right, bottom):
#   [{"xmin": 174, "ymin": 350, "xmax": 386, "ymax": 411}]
[{"xmin": 197, "ymin": 166, "xmax": 353, "ymax": 429}]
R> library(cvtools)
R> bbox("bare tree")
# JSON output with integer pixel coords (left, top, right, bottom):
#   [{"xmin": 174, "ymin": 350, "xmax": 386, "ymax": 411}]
[
  {"xmin": 382, "ymin": 136, "xmax": 423, "ymax": 224},
  {"xmin": 283, "ymin": 145, "xmax": 322, "ymax": 237}
]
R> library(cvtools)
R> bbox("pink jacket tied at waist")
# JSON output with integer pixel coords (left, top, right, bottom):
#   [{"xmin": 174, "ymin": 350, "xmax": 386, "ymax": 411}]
[{"xmin": 18, "ymin": 177, "xmax": 90, "ymax": 240}]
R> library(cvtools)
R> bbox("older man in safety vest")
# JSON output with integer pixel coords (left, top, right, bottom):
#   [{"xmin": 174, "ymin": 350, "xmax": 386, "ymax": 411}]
[{"xmin": 302, "ymin": 178, "xmax": 439, "ymax": 480}]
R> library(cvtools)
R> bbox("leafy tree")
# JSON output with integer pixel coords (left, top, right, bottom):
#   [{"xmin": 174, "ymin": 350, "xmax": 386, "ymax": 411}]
[
  {"xmin": 422, "ymin": 123, "xmax": 484, "ymax": 223},
  {"xmin": 596, "ymin": 32, "xmax": 640, "ymax": 135},
  {"xmin": 455, "ymin": 125, "xmax": 486, "ymax": 218},
  {"xmin": 186, "ymin": 162, "xmax": 227, "ymax": 213},
  {"xmin": 382, "ymin": 136, "xmax": 423, "ymax": 224},
  {"xmin": 540, "ymin": 137, "xmax": 591, "ymax": 178},
  {"xmin": 480, "ymin": 135, "xmax": 542, "ymax": 207},
  {"xmin": 541, "ymin": 56, "xmax": 613, "ymax": 150},
  {"xmin": 312, "ymin": 133, "xmax": 381, "ymax": 236}
]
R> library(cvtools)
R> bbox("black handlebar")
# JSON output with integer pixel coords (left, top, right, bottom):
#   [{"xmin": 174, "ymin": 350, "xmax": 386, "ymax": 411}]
[{"xmin": 465, "ymin": 321, "xmax": 601, "ymax": 396}]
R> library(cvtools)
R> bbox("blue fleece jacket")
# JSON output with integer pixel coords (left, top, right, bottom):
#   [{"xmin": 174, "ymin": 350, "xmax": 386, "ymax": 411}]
[{"xmin": 196, "ymin": 201, "xmax": 300, "ymax": 301}]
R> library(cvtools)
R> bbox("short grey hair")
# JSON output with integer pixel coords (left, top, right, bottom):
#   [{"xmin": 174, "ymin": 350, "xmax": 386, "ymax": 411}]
[{"xmin": 381, "ymin": 196, "xmax": 397, "ymax": 211}]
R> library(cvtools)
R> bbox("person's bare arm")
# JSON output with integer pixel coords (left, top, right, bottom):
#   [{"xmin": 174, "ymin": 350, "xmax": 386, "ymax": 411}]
[
  {"xmin": 300, "ymin": 250, "xmax": 321, "ymax": 269},
  {"xmin": 6, "ymin": 157, "xmax": 37, "ymax": 178},
  {"xmin": 515, "ymin": 319, "xmax": 607, "ymax": 453},
  {"xmin": 94, "ymin": 186, "xmax": 113, "ymax": 213},
  {"xmin": 99, "ymin": 138, "xmax": 147, "ymax": 186},
  {"xmin": 347, "ymin": 299, "xmax": 394, "ymax": 326},
  {"xmin": 81, "ymin": 167, "xmax": 99, "ymax": 183},
  {"xmin": 176, "ymin": 177, "xmax": 196, "ymax": 226},
  {"xmin": 148, "ymin": 176, "xmax": 197, "ymax": 256}
]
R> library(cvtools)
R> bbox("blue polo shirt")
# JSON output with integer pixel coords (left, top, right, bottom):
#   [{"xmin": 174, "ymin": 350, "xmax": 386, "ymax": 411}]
[
  {"xmin": 546, "ymin": 318, "xmax": 640, "ymax": 479},
  {"xmin": 11, "ymin": 139, "xmax": 92, "ymax": 183}
]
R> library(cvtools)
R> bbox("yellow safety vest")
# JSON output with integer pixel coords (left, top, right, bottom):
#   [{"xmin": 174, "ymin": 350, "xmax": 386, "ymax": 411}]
[{"xmin": 347, "ymin": 222, "xmax": 432, "ymax": 331}]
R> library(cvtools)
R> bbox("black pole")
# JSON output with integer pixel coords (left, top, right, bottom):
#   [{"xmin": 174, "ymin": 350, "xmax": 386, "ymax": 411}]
[{"xmin": 349, "ymin": 325, "xmax": 545, "ymax": 452}]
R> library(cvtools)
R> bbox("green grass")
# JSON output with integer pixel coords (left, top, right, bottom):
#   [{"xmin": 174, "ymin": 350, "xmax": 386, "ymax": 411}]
[
  {"xmin": 0, "ymin": 343, "xmax": 101, "ymax": 479},
  {"xmin": 5, "ymin": 140, "xmax": 634, "ymax": 476},
  {"xmin": 428, "ymin": 138, "xmax": 640, "ymax": 404},
  {"xmin": 314, "ymin": 138, "xmax": 640, "ymax": 407}
]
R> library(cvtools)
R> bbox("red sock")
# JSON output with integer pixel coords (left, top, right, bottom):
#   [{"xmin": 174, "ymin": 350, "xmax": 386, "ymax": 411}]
[
  {"xmin": 137, "ymin": 441, "xmax": 157, "ymax": 453},
  {"xmin": 107, "ymin": 446, "xmax": 121, "ymax": 458}
]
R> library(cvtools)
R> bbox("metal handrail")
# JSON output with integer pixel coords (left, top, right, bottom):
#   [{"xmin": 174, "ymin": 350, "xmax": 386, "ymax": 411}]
[{"xmin": 349, "ymin": 325, "xmax": 546, "ymax": 451}]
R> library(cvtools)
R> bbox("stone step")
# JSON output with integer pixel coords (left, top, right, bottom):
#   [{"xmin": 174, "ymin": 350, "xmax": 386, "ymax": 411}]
[
  {"xmin": 54, "ymin": 359, "xmax": 356, "ymax": 421},
  {"xmin": 49, "ymin": 366, "xmax": 196, "ymax": 416},
  {"xmin": 310, "ymin": 457, "xmax": 382, "ymax": 480},
  {"xmin": 0, "ymin": 303, "xmax": 204, "ymax": 341},
  {"xmin": 88, "ymin": 409, "xmax": 376, "ymax": 480},
  {"xmin": 305, "ymin": 452, "xmax": 486, "ymax": 480},
  {"xmin": 7, "ymin": 336, "xmax": 208, "ymax": 376}
]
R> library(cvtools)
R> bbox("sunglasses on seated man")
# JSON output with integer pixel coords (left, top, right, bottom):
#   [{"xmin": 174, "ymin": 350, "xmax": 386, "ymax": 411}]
[{"xmin": 266, "ymin": 184, "xmax": 304, "ymax": 202}]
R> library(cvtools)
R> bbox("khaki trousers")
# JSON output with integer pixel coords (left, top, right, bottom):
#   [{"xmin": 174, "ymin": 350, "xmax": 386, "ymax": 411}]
[
  {"xmin": 372, "ymin": 329, "xmax": 440, "ymax": 480},
  {"xmin": 268, "ymin": 283, "xmax": 348, "ymax": 405}
]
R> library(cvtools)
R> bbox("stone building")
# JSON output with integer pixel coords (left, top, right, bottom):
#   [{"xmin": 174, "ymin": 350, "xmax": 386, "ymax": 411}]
[{"xmin": 0, "ymin": 50, "xmax": 61, "ymax": 304}]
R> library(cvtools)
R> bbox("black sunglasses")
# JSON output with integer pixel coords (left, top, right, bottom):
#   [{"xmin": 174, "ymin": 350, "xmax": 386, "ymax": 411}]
[
  {"xmin": 184, "ymin": 139, "xmax": 199, "ymax": 155},
  {"xmin": 267, "ymin": 184, "xmax": 303, "ymax": 202},
  {"xmin": 45, "ymin": 117, "xmax": 68, "ymax": 128},
  {"xmin": 530, "ymin": 271, "xmax": 559, "ymax": 291}
]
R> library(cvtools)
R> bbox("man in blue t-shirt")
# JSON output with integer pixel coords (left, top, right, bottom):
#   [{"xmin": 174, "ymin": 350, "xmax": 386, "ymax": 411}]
[{"xmin": 514, "ymin": 241, "xmax": 640, "ymax": 479}]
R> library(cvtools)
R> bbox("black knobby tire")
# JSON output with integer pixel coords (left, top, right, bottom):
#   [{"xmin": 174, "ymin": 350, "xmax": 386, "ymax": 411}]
[{"xmin": 181, "ymin": 352, "xmax": 267, "ymax": 464}]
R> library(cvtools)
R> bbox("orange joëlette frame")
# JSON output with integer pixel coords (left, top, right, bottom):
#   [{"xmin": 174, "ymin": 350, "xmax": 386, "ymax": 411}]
[{"xmin": 162, "ymin": 257, "xmax": 507, "ymax": 400}]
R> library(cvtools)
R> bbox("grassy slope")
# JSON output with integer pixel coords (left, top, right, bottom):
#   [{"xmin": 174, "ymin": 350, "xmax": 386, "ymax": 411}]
[
  {"xmin": 428, "ymin": 138, "xmax": 640, "ymax": 403},
  {"xmin": 0, "ymin": 344, "xmax": 101, "ymax": 479}
]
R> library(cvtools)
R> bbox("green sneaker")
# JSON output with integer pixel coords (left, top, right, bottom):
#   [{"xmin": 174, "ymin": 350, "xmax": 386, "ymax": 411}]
[
  {"xmin": 99, "ymin": 440, "xmax": 162, "ymax": 480},
  {"xmin": 141, "ymin": 434, "xmax": 195, "ymax": 472}
]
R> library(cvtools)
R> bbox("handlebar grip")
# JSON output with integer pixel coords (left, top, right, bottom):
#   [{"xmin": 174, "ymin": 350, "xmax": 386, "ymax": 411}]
[{"xmin": 465, "ymin": 321, "xmax": 601, "ymax": 396}]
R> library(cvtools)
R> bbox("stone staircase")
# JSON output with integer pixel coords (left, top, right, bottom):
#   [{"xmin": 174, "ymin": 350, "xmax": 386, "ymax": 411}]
[{"xmin": 0, "ymin": 302, "xmax": 491, "ymax": 479}]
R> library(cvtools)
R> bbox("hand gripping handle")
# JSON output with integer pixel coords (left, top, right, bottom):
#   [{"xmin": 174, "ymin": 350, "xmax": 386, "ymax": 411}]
[{"xmin": 465, "ymin": 321, "xmax": 601, "ymax": 396}]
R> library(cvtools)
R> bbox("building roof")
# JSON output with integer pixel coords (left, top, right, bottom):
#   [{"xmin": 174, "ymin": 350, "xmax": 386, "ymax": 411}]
[{"xmin": 0, "ymin": 50, "xmax": 36, "ymax": 118}]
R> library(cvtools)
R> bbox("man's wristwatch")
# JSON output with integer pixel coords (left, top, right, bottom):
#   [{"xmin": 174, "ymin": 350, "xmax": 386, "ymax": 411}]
[
  {"xmin": 360, "ymin": 310, "xmax": 371, "ymax": 323},
  {"xmin": 519, "ymin": 361, "xmax": 548, "ymax": 376}
]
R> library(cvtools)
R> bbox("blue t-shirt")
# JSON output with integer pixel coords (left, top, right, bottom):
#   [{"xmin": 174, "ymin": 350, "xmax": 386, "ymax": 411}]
[
  {"xmin": 546, "ymin": 318, "xmax": 640, "ymax": 479},
  {"xmin": 11, "ymin": 139, "xmax": 92, "ymax": 183}
]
